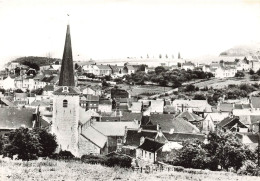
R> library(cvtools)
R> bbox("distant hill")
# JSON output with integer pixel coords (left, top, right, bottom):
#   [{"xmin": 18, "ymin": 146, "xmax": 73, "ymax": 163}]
[
  {"xmin": 219, "ymin": 42, "xmax": 260, "ymax": 57},
  {"xmin": 11, "ymin": 56, "xmax": 61, "ymax": 67}
]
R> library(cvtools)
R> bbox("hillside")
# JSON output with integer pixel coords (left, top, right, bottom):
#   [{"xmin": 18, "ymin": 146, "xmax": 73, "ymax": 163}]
[
  {"xmin": 0, "ymin": 159, "xmax": 258, "ymax": 181},
  {"xmin": 11, "ymin": 56, "xmax": 61, "ymax": 67},
  {"xmin": 219, "ymin": 42, "xmax": 260, "ymax": 57}
]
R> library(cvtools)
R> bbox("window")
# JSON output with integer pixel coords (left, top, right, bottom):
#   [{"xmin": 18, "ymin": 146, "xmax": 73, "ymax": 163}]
[
  {"xmin": 63, "ymin": 100, "xmax": 68, "ymax": 107},
  {"xmin": 117, "ymin": 139, "xmax": 122, "ymax": 144},
  {"xmin": 149, "ymin": 153, "xmax": 151, "ymax": 159}
]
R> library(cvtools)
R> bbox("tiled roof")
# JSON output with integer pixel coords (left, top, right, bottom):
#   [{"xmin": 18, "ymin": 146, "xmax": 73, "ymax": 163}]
[
  {"xmin": 251, "ymin": 97, "xmax": 260, "ymax": 109},
  {"xmin": 53, "ymin": 86, "xmax": 80, "ymax": 95},
  {"xmin": 124, "ymin": 129, "xmax": 158, "ymax": 147},
  {"xmin": 41, "ymin": 76, "xmax": 55, "ymax": 83},
  {"xmin": 85, "ymin": 94, "xmax": 99, "ymax": 102},
  {"xmin": 99, "ymin": 99, "xmax": 112, "ymax": 105},
  {"xmin": 96, "ymin": 65, "xmax": 111, "ymax": 70},
  {"xmin": 43, "ymin": 85, "xmax": 54, "ymax": 91},
  {"xmin": 0, "ymin": 107, "xmax": 35, "ymax": 129},
  {"xmin": 163, "ymin": 105, "xmax": 176, "ymax": 113},
  {"xmin": 141, "ymin": 116, "xmax": 151, "ymax": 125},
  {"xmin": 137, "ymin": 138, "xmax": 164, "ymax": 152},
  {"xmin": 217, "ymin": 116, "xmax": 237, "ymax": 128},
  {"xmin": 176, "ymin": 111, "xmax": 203, "ymax": 122},
  {"xmin": 249, "ymin": 115, "xmax": 260, "ymax": 125},
  {"xmin": 79, "ymin": 108, "xmax": 101, "ymax": 125},
  {"xmin": 30, "ymin": 99, "xmax": 51, "ymax": 107},
  {"xmin": 15, "ymin": 93, "xmax": 27, "ymax": 99},
  {"xmin": 92, "ymin": 121, "xmax": 139, "ymax": 136},
  {"xmin": 218, "ymin": 103, "xmax": 233, "ymax": 112},
  {"xmin": 101, "ymin": 116, "xmax": 121, "ymax": 122},
  {"xmin": 81, "ymin": 126, "xmax": 107, "ymax": 148},
  {"xmin": 0, "ymin": 97, "xmax": 15, "ymax": 107},
  {"xmin": 150, "ymin": 114, "xmax": 200, "ymax": 133},
  {"xmin": 121, "ymin": 112, "xmax": 142, "ymax": 122},
  {"xmin": 163, "ymin": 132, "xmax": 205, "ymax": 142}
]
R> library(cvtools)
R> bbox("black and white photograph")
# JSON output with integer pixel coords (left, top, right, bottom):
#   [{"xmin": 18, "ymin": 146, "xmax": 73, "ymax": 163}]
[{"xmin": 0, "ymin": 0, "xmax": 260, "ymax": 180}]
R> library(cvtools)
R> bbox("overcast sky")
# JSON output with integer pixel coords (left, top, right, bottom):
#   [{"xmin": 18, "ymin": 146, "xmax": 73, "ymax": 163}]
[{"xmin": 0, "ymin": 0, "xmax": 260, "ymax": 67}]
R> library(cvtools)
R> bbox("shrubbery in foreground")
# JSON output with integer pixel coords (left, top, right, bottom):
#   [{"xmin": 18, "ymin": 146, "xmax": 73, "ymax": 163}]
[
  {"xmin": 1, "ymin": 128, "xmax": 57, "ymax": 160},
  {"xmin": 81, "ymin": 154, "xmax": 132, "ymax": 168}
]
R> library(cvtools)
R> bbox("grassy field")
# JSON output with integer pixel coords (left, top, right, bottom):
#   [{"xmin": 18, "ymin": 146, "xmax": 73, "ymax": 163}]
[{"xmin": 0, "ymin": 159, "xmax": 259, "ymax": 181}]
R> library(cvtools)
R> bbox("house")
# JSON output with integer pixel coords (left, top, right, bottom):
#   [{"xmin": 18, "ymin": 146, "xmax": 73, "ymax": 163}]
[
  {"xmin": 148, "ymin": 114, "xmax": 200, "ymax": 133},
  {"xmin": 236, "ymin": 58, "xmax": 250, "ymax": 71},
  {"xmin": 236, "ymin": 133, "xmax": 258, "ymax": 150},
  {"xmin": 214, "ymin": 64, "xmax": 237, "ymax": 78},
  {"xmin": 0, "ymin": 107, "xmax": 39, "ymax": 135},
  {"xmin": 33, "ymin": 74, "xmax": 45, "ymax": 89},
  {"xmin": 81, "ymin": 85, "xmax": 102, "ymax": 96},
  {"xmin": 79, "ymin": 126, "xmax": 107, "ymax": 156},
  {"xmin": 0, "ymin": 76, "xmax": 16, "ymax": 90},
  {"xmin": 82, "ymin": 95, "xmax": 99, "ymax": 112},
  {"xmin": 251, "ymin": 96, "xmax": 260, "ymax": 111},
  {"xmin": 91, "ymin": 121, "xmax": 139, "ymax": 153},
  {"xmin": 250, "ymin": 60, "xmax": 260, "ymax": 72},
  {"xmin": 163, "ymin": 105, "xmax": 176, "ymax": 114},
  {"xmin": 204, "ymin": 112, "xmax": 229, "ymax": 125},
  {"xmin": 98, "ymin": 99, "xmax": 112, "ymax": 113},
  {"xmin": 136, "ymin": 138, "xmax": 164, "ymax": 164},
  {"xmin": 176, "ymin": 111, "xmax": 203, "ymax": 128},
  {"xmin": 42, "ymin": 85, "xmax": 54, "ymax": 96},
  {"xmin": 150, "ymin": 100, "xmax": 164, "ymax": 114},
  {"xmin": 200, "ymin": 114, "xmax": 215, "ymax": 134},
  {"xmin": 123, "ymin": 65, "xmax": 135, "ymax": 74},
  {"xmin": 172, "ymin": 99, "xmax": 212, "ymax": 114},
  {"xmin": 217, "ymin": 116, "xmax": 248, "ymax": 132},
  {"xmin": 217, "ymin": 103, "xmax": 234, "ymax": 113},
  {"xmin": 130, "ymin": 102, "xmax": 142, "ymax": 113},
  {"xmin": 182, "ymin": 62, "xmax": 195, "ymax": 71}
]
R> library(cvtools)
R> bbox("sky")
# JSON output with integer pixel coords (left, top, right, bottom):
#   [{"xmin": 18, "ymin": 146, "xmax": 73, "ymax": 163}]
[{"xmin": 0, "ymin": 0, "xmax": 260, "ymax": 67}]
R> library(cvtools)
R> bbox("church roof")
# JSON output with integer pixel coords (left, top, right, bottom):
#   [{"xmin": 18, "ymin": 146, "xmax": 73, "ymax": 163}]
[
  {"xmin": 53, "ymin": 86, "xmax": 80, "ymax": 95},
  {"xmin": 58, "ymin": 24, "xmax": 75, "ymax": 86}
]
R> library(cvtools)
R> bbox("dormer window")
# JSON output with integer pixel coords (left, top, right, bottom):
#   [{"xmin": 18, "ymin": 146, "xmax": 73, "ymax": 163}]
[
  {"xmin": 62, "ymin": 86, "xmax": 69, "ymax": 93},
  {"xmin": 63, "ymin": 100, "xmax": 68, "ymax": 107}
]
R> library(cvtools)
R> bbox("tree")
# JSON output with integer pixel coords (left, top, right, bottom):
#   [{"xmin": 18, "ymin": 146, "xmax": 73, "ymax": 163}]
[
  {"xmin": 3, "ymin": 128, "xmax": 42, "ymax": 160},
  {"xmin": 193, "ymin": 94, "xmax": 206, "ymax": 100},
  {"xmin": 75, "ymin": 63, "xmax": 79, "ymax": 70},
  {"xmin": 3, "ymin": 128, "xmax": 57, "ymax": 160},
  {"xmin": 205, "ymin": 131, "xmax": 255, "ymax": 171},
  {"xmin": 159, "ymin": 54, "xmax": 162, "ymax": 59},
  {"xmin": 165, "ymin": 54, "xmax": 168, "ymax": 59},
  {"xmin": 31, "ymin": 88, "xmax": 43, "ymax": 95},
  {"xmin": 33, "ymin": 128, "xmax": 58, "ymax": 157},
  {"xmin": 235, "ymin": 71, "xmax": 245, "ymax": 79},
  {"xmin": 14, "ymin": 89, "xmax": 23, "ymax": 93},
  {"xmin": 155, "ymin": 66, "xmax": 166, "ymax": 74},
  {"xmin": 249, "ymin": 69, "xmax": 255, "ymax": 75},
  {"xmin": 185, "ymin": 84, "xmax": 195, "ymax": 92},
  {"xmin": 250, "ymin": 74, "xmax": 260, "ymax": 81}
]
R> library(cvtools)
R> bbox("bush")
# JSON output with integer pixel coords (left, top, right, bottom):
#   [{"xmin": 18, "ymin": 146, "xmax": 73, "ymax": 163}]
[
  {"xmin": 2, "ymin": 128, "xmax": 57, "ymax": 160},
  {"xmin": 237, "ymin": 160, "xmax": 258, "ymax": 176},
  {"xmin": 81, "ymin": 155, "xmax": 107, "ymax": 165},
  {"xmin": 106, "ymin": 155, "xmax": 132, "ymax": 168},
  {"xmin": 81, "ymin": 154, "xmax": 132, "ymax": 168}
]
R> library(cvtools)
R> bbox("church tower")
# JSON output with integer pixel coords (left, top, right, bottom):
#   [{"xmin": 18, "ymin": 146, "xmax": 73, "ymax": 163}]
[{"xmin": 52, "ymin": 24, "xmax": 80, "ymax": 156}]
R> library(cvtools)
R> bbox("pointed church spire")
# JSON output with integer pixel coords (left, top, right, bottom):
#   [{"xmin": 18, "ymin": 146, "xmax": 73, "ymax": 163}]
[{"xmin": 58, "ymin": 24, "xmax": 75, "ymax": 86}]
